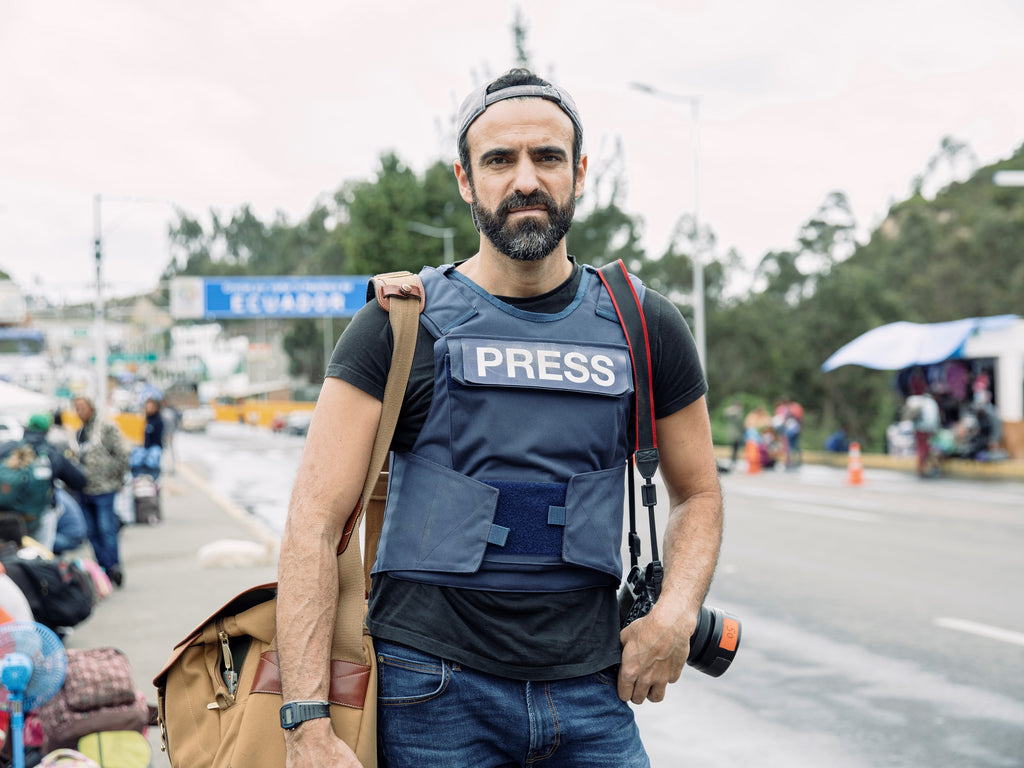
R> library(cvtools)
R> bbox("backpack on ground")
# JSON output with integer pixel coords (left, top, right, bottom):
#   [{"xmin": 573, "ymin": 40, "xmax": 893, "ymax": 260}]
[
  {"xmin": 0, "ymin": 443, "xmax": 53, "ymax": 530},
  {"xmin": 0, "ymin": 555, "xmax": 94, "ymax": 631}
]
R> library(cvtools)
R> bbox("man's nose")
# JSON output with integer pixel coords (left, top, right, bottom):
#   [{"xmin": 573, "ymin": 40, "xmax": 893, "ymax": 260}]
[{"xmin": 512, "ymin": 158, "xmax": 541, "ymax": 196}]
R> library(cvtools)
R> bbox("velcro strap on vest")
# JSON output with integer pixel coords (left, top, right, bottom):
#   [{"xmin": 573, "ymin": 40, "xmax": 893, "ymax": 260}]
[
  {"xmin": 485, "ymin": 480, "xmax": 566, "ymax": 556},
  {"xmin": 487, "ymin": 524, "xmax": 510, "ymax": 546}
]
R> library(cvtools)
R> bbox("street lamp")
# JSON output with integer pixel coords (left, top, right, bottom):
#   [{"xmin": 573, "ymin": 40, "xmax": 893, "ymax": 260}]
[
  {"xmin": 407, "ymin": 221, "xmax": 455, "ymax": 263},
  {"xmin": 92, "ymin": 194, "xmax": 177, "ymax": 415},
  {"xmin": 629, "ymin": 82, "xmax": 705, "ymax": 370}
]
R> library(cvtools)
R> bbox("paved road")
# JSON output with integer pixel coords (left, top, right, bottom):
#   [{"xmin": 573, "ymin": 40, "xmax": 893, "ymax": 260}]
[
  {"xmin": 635, "ymin": 463, "xmax": 1024, "ymax": 768},
  {"xmin": 180, "ymin": 425, "xmax": 1024, "ymax": 767}
]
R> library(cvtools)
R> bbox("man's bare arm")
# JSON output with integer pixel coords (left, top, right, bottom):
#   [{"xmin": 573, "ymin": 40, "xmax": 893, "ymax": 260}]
[
  {"xmin": 276, "ymin": 378, "xmax": 381, "ymax": 767},
  {"xmin": 617, "ymin": 395, "xmax": 723, "ymax": 704}
]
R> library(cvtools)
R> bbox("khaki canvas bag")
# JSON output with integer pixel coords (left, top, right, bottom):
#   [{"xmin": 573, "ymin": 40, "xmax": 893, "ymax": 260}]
[{"xmin": 153, "ymin": 272, "xmax": 424, "ymax": 768}]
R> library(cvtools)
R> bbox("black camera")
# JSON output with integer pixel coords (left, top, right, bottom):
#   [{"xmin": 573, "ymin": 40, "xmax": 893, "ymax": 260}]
[{"xmin": 618, "ymin": 561, "xmax": 741, "ymax": 678}]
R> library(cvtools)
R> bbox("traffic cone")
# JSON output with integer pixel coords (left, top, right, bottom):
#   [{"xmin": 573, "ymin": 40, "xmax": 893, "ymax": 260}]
[
  {"xmin": 846, "ymin": 442, "xmax": 864, "ymax": 486},
  {"xmin": 745, "ymin": 438, "xmax": 761, "ymax": 474}
]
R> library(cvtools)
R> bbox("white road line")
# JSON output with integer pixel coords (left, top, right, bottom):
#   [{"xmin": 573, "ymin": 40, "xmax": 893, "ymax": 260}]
[
  {"xmin": 934, "ymin": 617, "xmax": 1024, "ymax": 647},
  {"xmin": 770, "ymin": 501, "xmax": 881, "ymax": 523}
]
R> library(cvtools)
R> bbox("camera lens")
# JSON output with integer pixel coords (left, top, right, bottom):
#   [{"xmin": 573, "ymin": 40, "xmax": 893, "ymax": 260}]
[{"xmin": 687, "ymin": 605, "xmax": 741, "ymax": 677}]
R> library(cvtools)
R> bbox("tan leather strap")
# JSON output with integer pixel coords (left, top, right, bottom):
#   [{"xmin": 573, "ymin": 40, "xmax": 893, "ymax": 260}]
[{"xmin": 331, "ymin": 271, "xmax": 423, "ymax": 660}]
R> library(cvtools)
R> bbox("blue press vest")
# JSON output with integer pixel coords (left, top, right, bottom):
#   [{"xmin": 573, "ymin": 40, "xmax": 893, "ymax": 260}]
[{"xmin": 373, "ymin": 263, "xmax": 643, "ymax": 592}]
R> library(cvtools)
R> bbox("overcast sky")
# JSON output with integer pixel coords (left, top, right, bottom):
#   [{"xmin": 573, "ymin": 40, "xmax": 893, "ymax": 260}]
[{"xmin": 2, "ymin": 0, "xmax": 1023, "ymax": 302}]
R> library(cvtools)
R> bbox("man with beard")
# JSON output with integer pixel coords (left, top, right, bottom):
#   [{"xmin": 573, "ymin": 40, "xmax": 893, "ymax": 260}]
[{"xmin": 277, "ymin": 68, "xmax": 722, "ymax": 768}]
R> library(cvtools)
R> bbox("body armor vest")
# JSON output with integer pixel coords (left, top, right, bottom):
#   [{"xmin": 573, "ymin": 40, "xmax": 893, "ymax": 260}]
[{"xmin": 373, "ymin": 263, "xmax": 644, "ymax": 592}]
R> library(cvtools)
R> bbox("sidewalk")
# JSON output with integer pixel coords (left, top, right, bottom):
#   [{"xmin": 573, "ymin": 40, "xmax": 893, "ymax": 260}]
[{"xmin": 63, "ymin": 462, "xmax": 281, "ymax": 766}]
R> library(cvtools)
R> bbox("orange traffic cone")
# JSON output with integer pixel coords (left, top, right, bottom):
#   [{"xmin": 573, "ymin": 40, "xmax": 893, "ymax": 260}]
[
  {"xmin": 846, "ymin": 441, "xmax": 864, "ymax": 486},
  {"xmin": 745, "ymin": 439, "xmax": 761, "ymax": 474}
]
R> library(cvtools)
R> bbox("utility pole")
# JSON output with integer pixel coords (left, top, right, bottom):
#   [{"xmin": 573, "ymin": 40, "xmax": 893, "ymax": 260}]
[
  {"xmin": 93, "ymin": 194, "xmax": 107, "ymax": 416},
  {"xmin": 629, "ymin": 82, "xmax": 705, "ymax": 370}
]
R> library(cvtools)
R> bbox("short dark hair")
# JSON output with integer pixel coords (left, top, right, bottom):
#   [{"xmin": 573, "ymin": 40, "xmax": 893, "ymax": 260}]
[{"xmin": 457, "ymin": 68, "xmax": 584, "ymax": 187}]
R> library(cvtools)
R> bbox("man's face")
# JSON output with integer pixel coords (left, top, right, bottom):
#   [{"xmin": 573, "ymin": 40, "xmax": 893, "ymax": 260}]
[
  {"xmin": 73, "ymin": 398, "xmax": 93, "ymax": 422},
  {"xmin": 456, "ymin": 98, "xmax": 586, "ymax": 261}
]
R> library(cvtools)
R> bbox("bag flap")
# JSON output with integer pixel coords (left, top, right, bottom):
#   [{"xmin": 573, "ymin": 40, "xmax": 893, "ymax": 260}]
[{"xmin": 153, "ymin": 582, "xmax": 277, "ymax": 687}]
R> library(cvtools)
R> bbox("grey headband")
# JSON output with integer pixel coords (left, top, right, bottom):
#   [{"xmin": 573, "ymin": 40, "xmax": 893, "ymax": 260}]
[{"xmin": 456, "ymin": 82, "xmax": 583, "ymax": 145}]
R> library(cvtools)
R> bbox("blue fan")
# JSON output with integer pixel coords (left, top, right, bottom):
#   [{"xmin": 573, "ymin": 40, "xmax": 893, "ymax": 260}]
[{"xmin": 0, "ymin": 622, "xmax": 67, "ymax": 768}]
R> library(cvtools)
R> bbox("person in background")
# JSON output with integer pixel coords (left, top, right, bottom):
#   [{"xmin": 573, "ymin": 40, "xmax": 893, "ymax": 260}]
[
  {"xmin": 52, "ymin": 487, "xmax": 88, "ymax": 554},
  {"xmin": 161, "ymin": 403, "xmax": 180, "ymax": 475},
  {"xmin": 903, "ymin": 384, "xmax": 941, "ymax": 478},
  {"xmin": 0, "ymin": 412, "xmax": 87, "ymax": 551},
  {"xmin": 130, "ymin": 397, "xmax": 165, "ymax": 480},
  {"xmin": 824, "ymin": 425, "xmax": 850, "ymax": 453},
  {"xmin": 724, "ymin": 398, "xmax": 745, "ymax": 468},
  {"xmin": 73, "ymin": 396, "xmax": 130, "ymax": 587}
]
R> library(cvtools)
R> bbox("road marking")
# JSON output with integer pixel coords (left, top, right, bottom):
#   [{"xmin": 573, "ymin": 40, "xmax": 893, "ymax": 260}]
[
  {"xmin": 771, "ymin": 501, "xmax": 881, "ymax": 523},
  {"xmin": 729, "ymin": 485, "xmax": 888, "ymax": 510},
  {"xmin": 934, "ymin": 617, "xmax": 1024, "ymax": 647}
]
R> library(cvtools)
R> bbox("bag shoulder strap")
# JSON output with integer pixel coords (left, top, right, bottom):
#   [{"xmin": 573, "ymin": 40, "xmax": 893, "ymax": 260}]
[
  {"xmin": 333, "ymin": 270, "xmax": 424, "ymax": 660},
  {"xmin": 361, "ymin": 272, "xmax": 424, "ymax": 589},
  {"xmin": 360, "ymin": 271, "xmax": 425, "ymax": 507}
]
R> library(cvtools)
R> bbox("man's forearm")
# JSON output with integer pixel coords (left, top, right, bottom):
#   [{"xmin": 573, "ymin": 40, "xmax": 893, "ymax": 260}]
[
  {"xmin": 277, "ymin": 511, "xmax": 343, "ymax": 703},
  {"xmin": 658, "ymin": 487, "xmax": 723, "ymax": 634}
]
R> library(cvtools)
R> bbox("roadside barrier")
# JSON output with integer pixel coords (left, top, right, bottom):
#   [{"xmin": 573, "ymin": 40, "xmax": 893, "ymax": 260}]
[
  {"xmin": 745, "ymin": 439, "xmax": 761, "ymax": 475},
  {"xmin": 846, "ymin": 441, "xmax": 864, "ymax": 486}
]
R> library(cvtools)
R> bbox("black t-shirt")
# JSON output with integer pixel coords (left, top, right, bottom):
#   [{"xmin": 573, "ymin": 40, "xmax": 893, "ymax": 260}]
[{"xmin": 326, "ymin": 258, "xmax": 706, "ymax": 680}]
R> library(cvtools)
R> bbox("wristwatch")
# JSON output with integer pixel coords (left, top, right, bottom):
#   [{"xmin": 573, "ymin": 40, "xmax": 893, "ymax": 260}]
[{"xmin": 279, "ymin": 700, "xmax": 331, "ymax": 729}]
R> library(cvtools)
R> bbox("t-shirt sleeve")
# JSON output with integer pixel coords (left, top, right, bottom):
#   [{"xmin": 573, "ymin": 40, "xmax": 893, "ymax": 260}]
[
  {"xmin": 325, "ymin": 301, "xmax": 394, "ymax": 401},
  {"xmin": 644, "ymin": 289, "xmax": 707, "ymax": 419}
]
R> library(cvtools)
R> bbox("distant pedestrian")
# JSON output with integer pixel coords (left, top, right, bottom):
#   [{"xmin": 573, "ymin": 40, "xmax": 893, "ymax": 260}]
[
  {"xmin": 824, "ymin": 426, "xmax": 850, "ymax": 453},
  {"xmin": 903, "ymin": 387, "xmax": 941, "ymax": 477},
  {"xmin": 161, "ymin": 404, "xmax": 180, "ymax": 475},
  {"xmin": 73, "ymin": 396, "xmax": 130, "ymax": 587},
  {"xmin": 724, "ymin": 398, "xmax": 745, "ymax": 467},
  {"xmin": 130, "ymin": 397, "xmax": 164, "ymax": 480}
]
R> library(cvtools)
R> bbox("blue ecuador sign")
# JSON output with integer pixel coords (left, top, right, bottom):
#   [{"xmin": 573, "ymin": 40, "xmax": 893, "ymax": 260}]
[{"xmin": 170, "ymin": 276, "xmax": 371, "ymax": 319}]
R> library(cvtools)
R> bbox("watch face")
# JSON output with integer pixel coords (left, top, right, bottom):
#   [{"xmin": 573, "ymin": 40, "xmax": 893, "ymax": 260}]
[{"xmin": 280, "ymin": 701, "xmax": 331, "ymax": 729}]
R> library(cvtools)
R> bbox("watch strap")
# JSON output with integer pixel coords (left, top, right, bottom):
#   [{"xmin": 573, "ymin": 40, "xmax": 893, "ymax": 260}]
[{"xmin": 280, "ymin": 699, "xmax": 331, "ymax": 729}]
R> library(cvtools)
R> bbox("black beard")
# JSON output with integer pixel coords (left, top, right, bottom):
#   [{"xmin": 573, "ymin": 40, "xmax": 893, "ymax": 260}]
[{"xmin": 472, "ymin": 189, "xmax": 575, "ymax": 261}]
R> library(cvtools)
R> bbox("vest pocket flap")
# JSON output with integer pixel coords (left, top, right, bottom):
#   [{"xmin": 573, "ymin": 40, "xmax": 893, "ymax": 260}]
[
  {"xmin": 562, "ymin": 465, "xmax": 626, "ymax": 577},
  {"xmin": 374, "ymin": 453, "xmax": 498, "ymax": 575}
]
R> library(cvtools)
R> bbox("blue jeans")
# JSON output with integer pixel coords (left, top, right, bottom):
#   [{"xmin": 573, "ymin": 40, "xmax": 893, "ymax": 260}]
[
  {"xmin": 80, "ymin": 491, "xmax": 121, "ymax": 570},
  {"xmin": 53, "ymin": 488, "xmax": 88, "ymax": 554},
  {"xmin": 375, "ymin": 640, "xmax": 649, "ymax": 768}
]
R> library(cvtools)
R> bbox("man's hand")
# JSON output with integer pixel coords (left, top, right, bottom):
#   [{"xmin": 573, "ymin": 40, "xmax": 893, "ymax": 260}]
[
  {"xmin": 616, "ymin": 599, "xmax": 692, "ymax": 704},
  {"xmin": 285, "ymin": 718, "xmax": 364, "ymax": 768}
]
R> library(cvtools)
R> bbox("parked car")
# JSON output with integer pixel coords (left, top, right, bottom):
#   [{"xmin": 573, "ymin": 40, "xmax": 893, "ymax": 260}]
[
  {"xmin": 284, "ymin": 410, "xmax": 313, "ymax": 436},
  {"xmin": 180, "ymin": 406, "xmax": 216, "ymax": 432}
]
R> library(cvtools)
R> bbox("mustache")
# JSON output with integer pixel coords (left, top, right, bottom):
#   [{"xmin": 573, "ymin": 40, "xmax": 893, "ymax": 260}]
[{"xmin": 496, "ymin": 190, "xmax": 557, "ymax": 217}]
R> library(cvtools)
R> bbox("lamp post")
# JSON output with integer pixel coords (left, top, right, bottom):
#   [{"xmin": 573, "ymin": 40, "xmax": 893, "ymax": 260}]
[
  {"xmin": 407, "ymin": 221, "xmax": 455, "ymax": 263},
  {"xmin": 629, "ymin": 82, "xmax": 705, "ymax": 370},
  {"xmin": 93, "ymin": 194, "xmax": 106, "ymax": 416},
  {"xmin": 92, "ymin": 194, "xmax": 177, "ymax": 415}
]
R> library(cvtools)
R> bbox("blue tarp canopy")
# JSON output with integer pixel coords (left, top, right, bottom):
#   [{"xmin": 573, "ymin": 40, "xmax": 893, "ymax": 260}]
[{"xmin": 821, "ymin": 315, "xmax": 1019, "ymax": 372}]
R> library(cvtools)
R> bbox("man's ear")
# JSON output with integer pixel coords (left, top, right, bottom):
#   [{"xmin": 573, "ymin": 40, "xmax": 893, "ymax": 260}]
[
  {"xmin": 574, "ymin": 153, "xmax": 588, "ymax": 199},
  {"xmin": 454, "ymin": 161, "xmax": 475, "ymax": 205}
]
